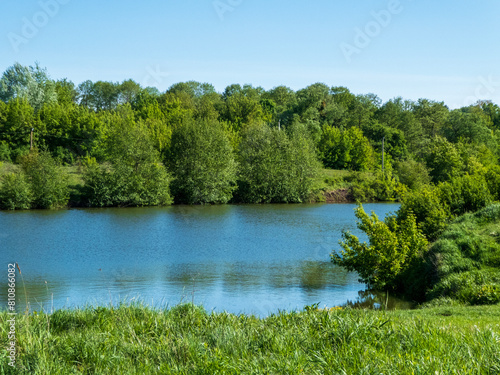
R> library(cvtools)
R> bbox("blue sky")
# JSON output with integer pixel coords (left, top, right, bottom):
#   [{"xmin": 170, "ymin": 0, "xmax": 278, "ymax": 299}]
[{"xmin": 1, "ymin": 0, "xmax": 499, "ymax": 108}]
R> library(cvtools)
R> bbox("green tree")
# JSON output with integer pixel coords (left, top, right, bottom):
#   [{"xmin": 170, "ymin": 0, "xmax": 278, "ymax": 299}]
[
  {"xmin": 20, "ymin": 150, "xmax": 69, "ymax": 209},
  {"xmin": 118, "ymin": 79, "xmax": 142, "ymax": 104},
  {"xmin": 394, "ymin": 159, "xmax": 431, "ymax": 190},
  {"xmin": 0, "ymin": 172, "xmax": 33, "ymax": 210},
  {"xmin": 376, "ymin": 98, "xmax": 424, "ymax": 154},
  {"xmin": 362, "ymin": 120, "xmax": 407, "ymax": 160},
  {"xmin": 397, "ymin": 186, "xmax": 450, "ymax": 241},
  {"xmin": 413, "ymin": 99, "xmax": 449, "ymax": 138},
  {"xmin": 262, "ymin": 85, "xmax": 297, "ymax": 126},
  {"xmin": 331, "ymin": 205, "xmax": 428, "ymax": 291},
  {"xmin": 237, "ymin": 123, "xmax": 320, "ymax": 203},
  {"xmin": 220, "ymin": 87, "xmax": 265, "ymax": 130},
  {"xmin": 423, "ymin": 136, "xmax": 464, "ymax": 183},
  {"xmin": 485, "ymin": 165, "xmax": 500, "ymax": 201},
  {"xmin": 83, "ymin": 116, "xmax": 172, "ymax": 207},
  {"xmin": 438, "ymin": 174, "xmax": 492, "ymax": 217},
  {"xmin": 318, "ymin": 126, "xmax": 374, "ymax": 170},
  {"xmin": 347, "ymin": 94, "xmax": 380, "ymax": 129},
  {"xmin": 55, "ymin": 78, "xmax": 78, "ymax": 105},
  {"xmin": 0, "ymin": 98, "xmax": 35, "ymax": 160},
  {"xmin": 168, "ymin": 81, "xmax": 216, "ymax": 98},
  {"xmin": 77, "ymin": 80, "xmax": 120, "ymax": 111},
  {"xmin": 0, "ymin": 62, "xmax": 56, "ymax": 111},
  {"xmin": 169, "ymin": 119, "xmax": 237, "ymax": 204},
  {"xmin": 444, "ymin": 110, "xmax": 495, "ymax": 146}
]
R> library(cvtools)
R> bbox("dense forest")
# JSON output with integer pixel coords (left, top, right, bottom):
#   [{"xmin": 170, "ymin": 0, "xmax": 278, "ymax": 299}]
[{"xmin": 0, "ymin": 62, "xmax": 499, "ymax": 210}]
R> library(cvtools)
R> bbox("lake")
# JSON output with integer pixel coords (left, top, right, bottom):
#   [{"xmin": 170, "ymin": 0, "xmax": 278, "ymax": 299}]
[{"xmin": 1, "ymin": 203, "xmax": 400, "ymax": 316}]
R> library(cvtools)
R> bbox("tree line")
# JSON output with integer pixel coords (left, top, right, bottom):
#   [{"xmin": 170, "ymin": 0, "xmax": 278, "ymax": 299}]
[{"xmin": 0, "ymin": 62, "xmax": 499, "ymax": 209}]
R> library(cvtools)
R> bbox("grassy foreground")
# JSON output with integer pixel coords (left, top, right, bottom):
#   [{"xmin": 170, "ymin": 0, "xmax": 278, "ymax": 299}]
[{"xmin": 1, "ymin": 303, "xmax": 499, "ymax": 374}]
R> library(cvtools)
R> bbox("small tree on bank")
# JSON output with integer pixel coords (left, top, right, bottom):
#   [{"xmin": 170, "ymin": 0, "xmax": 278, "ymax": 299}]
[{"xmin": 331, "ymin": 205, "xmax": 428, "ymax": 291}]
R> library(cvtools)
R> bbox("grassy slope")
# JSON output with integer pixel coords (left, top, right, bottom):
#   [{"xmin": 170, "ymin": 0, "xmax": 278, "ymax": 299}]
[
  {"xmin": 1, "ymin": 303, "xmax": 499, "ymax": 374},
  {"xmin": 425, "ymin": 204, "xmax": 500, "ymax": 305}
]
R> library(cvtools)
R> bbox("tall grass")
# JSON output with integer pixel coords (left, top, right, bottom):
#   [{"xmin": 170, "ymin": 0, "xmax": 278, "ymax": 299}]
[{"xmin": 1, "ymin": 303, "xmax": 499, "ymax": 374}]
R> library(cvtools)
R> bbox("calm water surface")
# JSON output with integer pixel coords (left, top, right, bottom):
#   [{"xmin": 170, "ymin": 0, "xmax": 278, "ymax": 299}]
[{"xmin": 1, "ymin": 203, "xmax": 400, "ymax": 316}]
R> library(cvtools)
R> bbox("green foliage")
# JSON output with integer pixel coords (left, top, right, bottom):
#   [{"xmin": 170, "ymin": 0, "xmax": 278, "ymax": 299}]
[
  {"xmin": 55, "ymin": 78, "xmax": 78, "ymax": 105},
  {"xmin": 423, "ymin": 136, "xmax": 464, "ymax": 183},
  {"xmin": 20, "ymin": 150, "xmax": 69, "ymax": 209},
  {"xmin": 319, "ymin": 126, "xmax": 374, "ymax": 170},
  {"xmin": 83, "ymin": 117, "xmax": 172, "ymax": 207},
  {"xmin": 397, "ymin": 185, "xmax": 450, "ymax": 241},
  {"xmin": 77, "ymin": 80, "xmax": 121, "ymax": 111},
  {"xmin": 429, "ymin": 270, "xmax": 500, "ymax": 305},
  {"xmin": 0, "ymin": 141, "xmax": 11, "ymax": 161},
  {"xmin": 331, "ymin": 205, "xmax": 428, "ymax": 291},
  {"xmin": 0, "ymin": 98, "xmax": 35, "ymax": 154},
  {"xmin": 347, "ymin": 171, "xmax": 398, "ymax": 202},
  {"xmin": 237, "ymin": 123, "xmax": 320, "ymax": 203},
  {"xmin": 83, "ymin": 161, "xmax": 171, "ymax": 207},
  {"xmin": 0, "ymin": 171, "xmax": 33, "ymax": 209},
  {"xmin": 484, "ymin": 164, "xmax": 500, "ymax": 200},
  {"xmin": 0, "ymin": 151, "xmax": 69, "ymax": 209},
  {"xmin": 169, "ymin": 119, "xmax": 237, "ymax": 204},
  {"xmin": 438, "ymin": 174, "xmax": 493, "ymax": 217},
  {"xmin": 444, "ymin": 109, "xmax": 496, "ymax": 146},
  {"xmin": 413, "ymin": 99, "xmax": 449, "ymax": 138},
  {"xmin": 394, "ymin": 159, "xmax": 431, "ymax": 190},
  {"xmin": 0, "ymin": 62, "xmax": 56, "ymax": 110},
  {"xmin": 361, "ymin": 120, "xmax": 408, "ymax": 160}
]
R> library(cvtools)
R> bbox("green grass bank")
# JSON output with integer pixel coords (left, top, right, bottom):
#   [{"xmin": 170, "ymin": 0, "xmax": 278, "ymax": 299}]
[{"xmin": 1, "ymin": 303, "xmax": 499, "ymax": 374}]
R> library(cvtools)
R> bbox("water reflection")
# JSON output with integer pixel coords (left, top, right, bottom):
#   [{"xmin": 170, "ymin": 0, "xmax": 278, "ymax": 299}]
[{"xmin": 344, "ymin": 290, "xmax": 415, "ymax": 310}]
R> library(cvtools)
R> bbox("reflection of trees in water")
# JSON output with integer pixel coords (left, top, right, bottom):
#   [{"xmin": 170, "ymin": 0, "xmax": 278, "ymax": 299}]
[
  {"xmin": 298, "ymin": 261, "xmax": 351, "ymax": 290},
  {"xmin": 159, "ymin": 261, "xmax": 356, "ymax": 294},
  {"xmin": 344, "ymin": 290, "xmax": 415, "ymax": 310}
]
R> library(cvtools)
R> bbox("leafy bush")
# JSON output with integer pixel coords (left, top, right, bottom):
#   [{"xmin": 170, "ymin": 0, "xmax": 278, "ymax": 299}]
[
  {"xmin": 428, "ymin": 239, "xmax": 479, "ymax": 278},
  {"xmin": 0, "ymin": 171, "xmax": 32, "ymax": 209},
  {"xmin": 331, "ymin": 205, "xmax": 428, "ymax": 291},
  {"xmin": 236, "ymin": 123, "xmax": 320, "ymax": 203},
  {"xmin": 397, "ymin": 185, "xmax": 450, "ymax": 241},
  {"xmin": 82, "ymin": 116, "xmax": 173, "ymax": 207},
  {"xmin": 438, "ymin": 174, "xmax": 492, "ymax": 216},
  {"xmin": 484, "ymin": 165, "xmax": 500, "ymax": 201},
  {"xmin": 343, "ymin": 171, "xmax": 398, "ymax": 202},
  {"xmin": 0, "ymin": 141, "xmax": 11, "ymax": 161},
  {"xmin": 83, "ymin": 161, "xmax": 172, "ymax": 208},
  {"xmin": 169, "ymin": 119, "xmax": 237, "ymax": 204},
  {"xmin": 468, "ymin": 203, "xmax": 500, "ymax": 223},
  {"xmin": 394, "ymin": 159, "xmax": 431, "ymax": 190},
  {"xmin": 20, "ymin": 151, "xmax": 69, "ymax": 209},
  {"xmin": 423, "ymin": 136, "xmax": 463, "ymax": 183},
  {"xmin": 0, "ymin": 151, "xmax": 69, "ymax": 209},
  {"xmin": 318, "ymin": 126, "xmax": 374, "ymax": 171}
]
